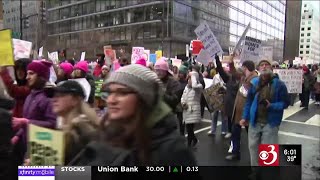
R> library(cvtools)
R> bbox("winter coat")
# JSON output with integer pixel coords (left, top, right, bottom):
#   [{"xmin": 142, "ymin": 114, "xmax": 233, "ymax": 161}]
[
  {"xmin": 242, "ymin": 76, "xmax": 290, "ymax": 127},
  {"xmin": 181, "ymin": 72, "xmax": 203, "ymax": 124},
  {"xmin": 176, "ymin": 79, "xmax": 188, "ymax": 113},
  {"xmin": 23, "ymin": 90, "xmax": 57, "ymax": 128},
  {"xmin": 314, "ymin": 70, "xmax": 320, "ymax": 94},
  {"xmin": 0, "ymin": 69, "xmax": 30, "ymax": 117},
  {"xmin": 231, "ymin": 72, "xmax": 258, "ymax": 124},
  {"xmin": 0, "ymin": 97, "xmax": 15, "ymax": 179},
  {"xmin": 302, "ymin": 73, "xmax": 315, "ymax": 92},
  {"xmin": 215, "ymin": 57, "xmax": 240, "ymax": 116},
  {"xmin": 162, "ymin": 77, "xmax": 180, "ymax": 112},
  {"xmin": 68, "ymin": 100, "xmax": 197, "ymax": 166}
]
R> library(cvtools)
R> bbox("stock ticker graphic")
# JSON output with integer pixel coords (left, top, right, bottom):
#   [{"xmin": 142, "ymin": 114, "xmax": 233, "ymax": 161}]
[{"xmin": 258, "ymin": 144, "xmax": 301, "ymax": 166}]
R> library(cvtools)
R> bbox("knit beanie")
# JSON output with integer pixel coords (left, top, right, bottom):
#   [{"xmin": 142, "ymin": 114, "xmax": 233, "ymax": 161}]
[
  {"xmin": 27, "ymin": 60, "xmax": 52, "ymax": 81},
  {"xmin": 59, "ymin": 62, "xmax": 73, "ymax": 76},
  {"xmin": 105, "ymin": 64, "xmax": 163, "ymax": 107},
  {"xmin": 74, "ymin": 61, "xmax": 89, "ymax": 73},
  {"xmin": 179, "ymin": 65, "xmax": 188, "ymax": 75},
  {"xmin": 135, "ymin": 58, "xmax": 147, "ymax": 67},
  {"xmin": 258, "ymin": 59, "xmax": 272, "ymax": 67}
]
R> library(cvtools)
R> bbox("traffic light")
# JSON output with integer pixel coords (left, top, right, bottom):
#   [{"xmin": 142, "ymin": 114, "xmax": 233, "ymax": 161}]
[{"xmin": 24, "ymin": 18, "xmax": 30, "ymax": 28}]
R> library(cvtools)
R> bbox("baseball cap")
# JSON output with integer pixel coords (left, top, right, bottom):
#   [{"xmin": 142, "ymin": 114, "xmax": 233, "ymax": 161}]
[{"xmin": 53, "ymin": 81, "xmax": 85, "ymax": 98}]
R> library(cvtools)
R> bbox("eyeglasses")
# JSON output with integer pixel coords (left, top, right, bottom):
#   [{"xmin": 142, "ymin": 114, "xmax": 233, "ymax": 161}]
[{"xmin": 103, "ymin": 88, "xmax": 136, "ymax": 99}]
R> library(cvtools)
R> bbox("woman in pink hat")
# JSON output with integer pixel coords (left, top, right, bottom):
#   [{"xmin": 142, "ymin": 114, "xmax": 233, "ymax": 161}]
[
  {"xmin": 57, "ymin": 62, "xmax": 73, "ymax": 84},
  {"xmin": 154, "ymin": 59, "xmax": 180, "ymax": 113}
]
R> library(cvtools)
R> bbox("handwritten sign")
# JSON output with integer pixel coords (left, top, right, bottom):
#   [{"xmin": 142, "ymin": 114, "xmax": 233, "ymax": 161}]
[
  {"xmin": 104, "ymin": 46, "xmax": 116, "ymax": 65},
  {"xmin": 131, "ymin": 47, "xmax": 144, "ymax": 64},
  {"xmin": 38, "ymin": 46, "xmax": 43, "ymax": 58},
  {"xmin": 233, "ymin": 23, "xmax": 250, "ymax": 55},
  {"xmin": 28, "ymin": 124, "xmax": 65, "ymax": 165},
  {"xmin": 0, "ymin": 30, "xmax": 14, "ymax": 66},
  {"xmin": 171, "ymin": 58, "xmax": 182, "ymax": 68},
  {"xmin": 273, "ymin": 69, "xmax": 303, "ymax": 93},
  {"xmin": 48, "ymin": 51, "xmax": 59, "ymax": 64},
  {"xmin": 155, "ymin": 50, "xmax": 162, "ymax": 60},
  {"xmin": 80, "ymin": 52, "xmax": 86, "ymax": 61},
  {"xmin": 12, "ymin": 39, "xmax": 32, "ymax": 60},
  {"xmin": 196, "ymin": 49, "xmax": 211, "ymax": 66},
  {"xmin": 194, "ymin": 21, "xmax": 223, "ymax": 58},
  {"xmin": 240, "ymin": 36, "xmax": 262, "ymax": 63},
  {"xmin": 260, "ymin": 46, "xmax": 273, "ymax": 61}
]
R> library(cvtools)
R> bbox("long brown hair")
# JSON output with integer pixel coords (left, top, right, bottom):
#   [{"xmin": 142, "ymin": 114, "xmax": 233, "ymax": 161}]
[{"xmin": 100, "ymin": 96, "xmax": 152, "ymax": 165}]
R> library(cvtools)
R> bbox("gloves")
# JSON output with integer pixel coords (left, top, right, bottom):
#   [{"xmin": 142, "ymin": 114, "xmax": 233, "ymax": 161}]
[
  {"xmin": 12, "ymin": 117, "xmax": 29, "ymax": 130},
  {"xmin": 11, "ymin": 136, "xmax": 20, "ymax": 145}
]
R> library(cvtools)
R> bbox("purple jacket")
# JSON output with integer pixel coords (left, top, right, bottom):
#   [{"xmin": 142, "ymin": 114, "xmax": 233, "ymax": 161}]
[{"xmin": 23, "ymin": 89, "xmax": 56, "ymax": 128}]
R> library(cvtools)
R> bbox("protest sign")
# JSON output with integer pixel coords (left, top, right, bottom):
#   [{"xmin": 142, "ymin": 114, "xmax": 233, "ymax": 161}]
[
  {"xmin": 293, "ymin": 57, "xmax": 302, "ymax": 65},
  {"xmin": 149, "ymin": 54, "xmax": 157, "ymax": 64},
  {"xmin": 104, "ymin": 45, "xmax": 116, "ymax": 65},
  {"xmin": 131, "ymin": 47, "xmax": 144, "ymax": 64},
  {"xmin": 172, "ymin": 58, "xmax": 182, "ymax": 68},
  {"xmin": 155, "ymin": 50, "xmax": 162, "ymax": 60},
  {"xmin": 0, "ymin": 29, "xmax": 15, "ymax": 66},
  {"xmin": 48, "ymin": 51, "xmax": 59, "ymax": 64},
  {"xmin": 38, "ymin": 46, "xmax": 43, "ymax": 58},
  {"xmin": 273, "ymin": 69, "xmax": 303, "ymax": 93},
  {"xmin": 203, "ymin": 78, "xmax": 213, "ymax": 89},
  {"xmin": 142, "ymin": 49, "xmax": 150, "ymax": 62},
  {"xmin": 240, "ymin": 36, "xmax": 262, "ymax": 63},
  {"xmin": 194, "ymin": 21, "xmax": 223, "ymax": 57},
  {"xmin": 196, "ymin": 49, "xmax": 211, "ymax": 66},
  {"xmin": 233, "ymin": 23, "xmax": 251, "ymax": 55},
  {"xmin": 49, "ymin": 66, "xmax": 57, "ymax": 85},
  {"xmin": 69, "ymin": 78, "xmax": 91, "ymax": 102},
  {"xmin": 12, "ymin": 39, "xmax": 32, "ymax": 60},
  {"xmin": 260, "ymin": 46, "xmax": 273, "ymax": 61},
  {"xmin": 28, "ymin": 124, "xmax": 65, "ymax": 165},
  {"xmin": 203, "ymin": 83, "xmax": 225, "ymax": 113},
  {"xmin": 80, "ymin": 51, "xmax": 86, "ymax": 61}
]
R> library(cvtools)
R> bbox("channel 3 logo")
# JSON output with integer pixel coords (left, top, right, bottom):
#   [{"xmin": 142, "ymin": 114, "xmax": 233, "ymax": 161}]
[{"xmin": 258, "ymin": 144, "xmax": 279, "ymax": 166}]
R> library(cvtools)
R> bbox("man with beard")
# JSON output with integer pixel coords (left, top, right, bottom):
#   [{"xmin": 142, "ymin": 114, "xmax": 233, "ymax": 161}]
[
  {"xmin": 68, "ymin": 64, "xmax": 196, "ymax": 166},
  {"xmin": 240, "ymin": 60, "xmax": 289, "ymax": 179}
]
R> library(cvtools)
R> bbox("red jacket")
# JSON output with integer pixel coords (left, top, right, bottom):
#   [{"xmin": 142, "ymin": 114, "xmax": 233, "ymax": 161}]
[
  {"xmin": 0, "ymin": 69, "xmax": 30, "ymax": 118},
  {"xmin": 93, "ymin": 64, "xmax": 102, "ymax": 77}
]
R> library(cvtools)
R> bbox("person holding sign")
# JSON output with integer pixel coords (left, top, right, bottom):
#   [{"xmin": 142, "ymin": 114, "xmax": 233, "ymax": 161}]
[
  {"xmin": 240, "ymin": 60, "xmax": 289, "ymax": 177},
  {"xmin": 52, "ymin": 81, "xmax": 98, "ymax": 164}
]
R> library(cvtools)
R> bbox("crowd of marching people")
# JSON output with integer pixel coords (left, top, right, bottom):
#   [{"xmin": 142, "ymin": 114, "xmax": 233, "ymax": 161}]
[{"xmin": 0, "ymin": 51, "xmax": 319, "ymax": 179}]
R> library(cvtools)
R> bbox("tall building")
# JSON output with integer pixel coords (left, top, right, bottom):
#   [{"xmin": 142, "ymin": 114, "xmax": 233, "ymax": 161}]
[
  {"xmin": 299, "ymin": 2, "xmax": 320, "ymax": 64},
  {"xmin": 283, "ymin": 0, "xmax": 302, "ymax": 62},
  {"xmin": 0, "ymin": 0, "xmax": 3, "ymax": 30},
  {"xmin": 45, "ymin": 0, "xmax": 231, "ymax": 60},
  {"xmin": 226, "ymin": 0, "xmax": 286, "ymax": 62},
  {"xmin": 2, "ymin": 0, "xmax": 47, "ymax": 50}
]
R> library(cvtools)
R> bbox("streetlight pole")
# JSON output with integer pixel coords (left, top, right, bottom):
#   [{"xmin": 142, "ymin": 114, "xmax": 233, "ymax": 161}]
[{"xmin": 20, "ymin": 0, "xmax": 23, "ymax": 39}]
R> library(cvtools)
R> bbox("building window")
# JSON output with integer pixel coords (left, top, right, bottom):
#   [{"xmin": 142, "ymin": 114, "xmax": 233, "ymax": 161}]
[
  {"xmin": 304, "ymin": 10, "xmax": 308, "ymax": 13},
  {"xmin": 302, "ymin": 22, "xmax": 305, "ymax": 25},
  {"xmin": 306, "ymin": 45, "xmax": 310, "ymax": 48},
  {"xmin": 300, "ymin": 45, "xmax": 303, "ymax": 48},
  {"xmin": 306, "ymin": 51, "xmax": 309, "ymax": 54},
  {"xmin": 309, "ymin": 15, "xmax": 312, "ymax": 18},
  {"xmin": 301, "ymin": 39, "xmax": 304, "ymax": 42},
  {"xmin": 308, "ymin": 21, "xmax": 311, "ymax": 24},
  {"xmin": 307, "ymin": 33, "xmax": 310, "ymax": 36},
  {"xmin": 300, "ymin": 51, "xmax": 303, "ymax": 54},
  {"xmin": 308, "ymin": 27, "xmax": 311, "ymax": 30},
  {"xmin": 301, "ymin": 33, "xmax": 304, "ymax": 37},
  {"xmin": 307, "ymin": 39, "xmax": 310, "ymax": 42},
  {"xmin": 302, "ymin": 16, "xmax": 305, "ymax": 19},
  {"xmin": 304, "ymin": 4, "xmax": 307, "ymax": 7},
  {"xmin": 301, "ymin": 27, "xmax": 304, "ymax": 31}
]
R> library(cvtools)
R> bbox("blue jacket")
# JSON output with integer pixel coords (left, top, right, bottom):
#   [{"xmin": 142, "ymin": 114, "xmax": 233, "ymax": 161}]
[{"xmin": 242, "ymin": 76, "xmax": 289, "ymax": 127}]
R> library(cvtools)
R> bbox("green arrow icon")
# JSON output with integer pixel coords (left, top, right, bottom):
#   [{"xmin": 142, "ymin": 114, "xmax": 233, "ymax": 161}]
[{"xmin": 173, "ymin": 167, "xmax": 179, "ymax": 173}]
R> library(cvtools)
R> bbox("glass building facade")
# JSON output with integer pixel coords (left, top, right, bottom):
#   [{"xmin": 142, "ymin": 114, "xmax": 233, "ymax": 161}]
[{"xmin": 45, "ymin": 0, "xmax": 286, "ymax": 61}]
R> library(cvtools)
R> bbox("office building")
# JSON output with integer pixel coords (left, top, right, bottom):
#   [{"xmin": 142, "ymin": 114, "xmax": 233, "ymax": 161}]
[
  {"xmin": 2, "ymin": 0, "xmax": 47, "ymax": 50},
  {"xmin": 283, "ymin": 0, "xmax": 302, "ymax": 62},
  {"xmin": 226, "ymin": 0, "xmax": 286, "ymax": 62},
  {"xmin": 298, "ymin": 2, "xmax": 320, "ymax": 64}
]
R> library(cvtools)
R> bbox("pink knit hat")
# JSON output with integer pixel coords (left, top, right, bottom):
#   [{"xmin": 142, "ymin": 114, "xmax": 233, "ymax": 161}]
[
  {"xmin": 74, "ymin": 61, "xmax": 89, "ymax": 73},
  {"xmin": 27, "ymin": 60, "xmax": 52, "ymax": 81},
  {"xmin": 154, "ymin": 59, "xmax": 173, "ymax": 75},
  {"xmin": 135, "ymin": 58, "xmax": 147, "ymax": 67},
  {"xmin": 59, "ymin": 62, "xmax": 73, "ymax": 76}
]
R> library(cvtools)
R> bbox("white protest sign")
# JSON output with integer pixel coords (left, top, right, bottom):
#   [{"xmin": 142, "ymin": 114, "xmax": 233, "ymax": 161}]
[
  {"xmin": 49, "ymin": 66, "xmax": 57, "ymax": 85},
  {"xmin": 194, "ymin": 21, "xmax": 223, "ymax": 58},
  {"xmin": 131, "ymin": 47, "xmax": 144, "ymax": 64},
  {"xmin": 69, "ymin": 78, "xmax": 91, "ymax": 102},
  {"xmin": 38, "ymin": 47, "xmax": 43, "ymax": 58},
  {"xmin": 49, "ymin": 52, "xmax": 59, "ymax": 64},
  {"xmin": 203, "ymin": 78, "xmax": 213, "ymax": 89},
  {"xmin": 260, "ymin": 46, "xmax": 273, "ymax": 61},
  {"xmin": 80, "ymin": 52, "xmax": 86, "ymax": 61},
  {"xmin": 233, "ymin": 23, "xmax": 250, "ymax": 55},
  {"xmin": 240, "ymin": 36, "xmax": 262, "ymax": 63},
  {"xmin": 12, "ymin": 39, "xmax": 32, "ymax": 60},
  {"xmin": 142, "ymin": 50, "xmax": 150, "ymax": 62},
  {"xmin": 273, "ymin": 69, "xmax": 303, "ymax": 93},
  {"xmin": 171, "ymin": 58, "xmax": 182, "ymax": 68},
  {"xmin": 196, "ymin": 49, "xmax": 211, "ymax": 66},
  {"xmin": 293, "ymin": 57, "xmax": 302, "ymax": 65}
]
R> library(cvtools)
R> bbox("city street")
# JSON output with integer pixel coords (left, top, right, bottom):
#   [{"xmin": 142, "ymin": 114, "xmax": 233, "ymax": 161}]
[{"xmin": 190, "ymin": 100, "xmax": 320, "ymax": 180}]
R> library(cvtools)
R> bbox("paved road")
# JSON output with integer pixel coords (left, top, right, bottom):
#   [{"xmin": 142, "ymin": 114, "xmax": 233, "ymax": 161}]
[{"xmin": 186, "ymin": 100, "xmax": 320, "ymax": 180}]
